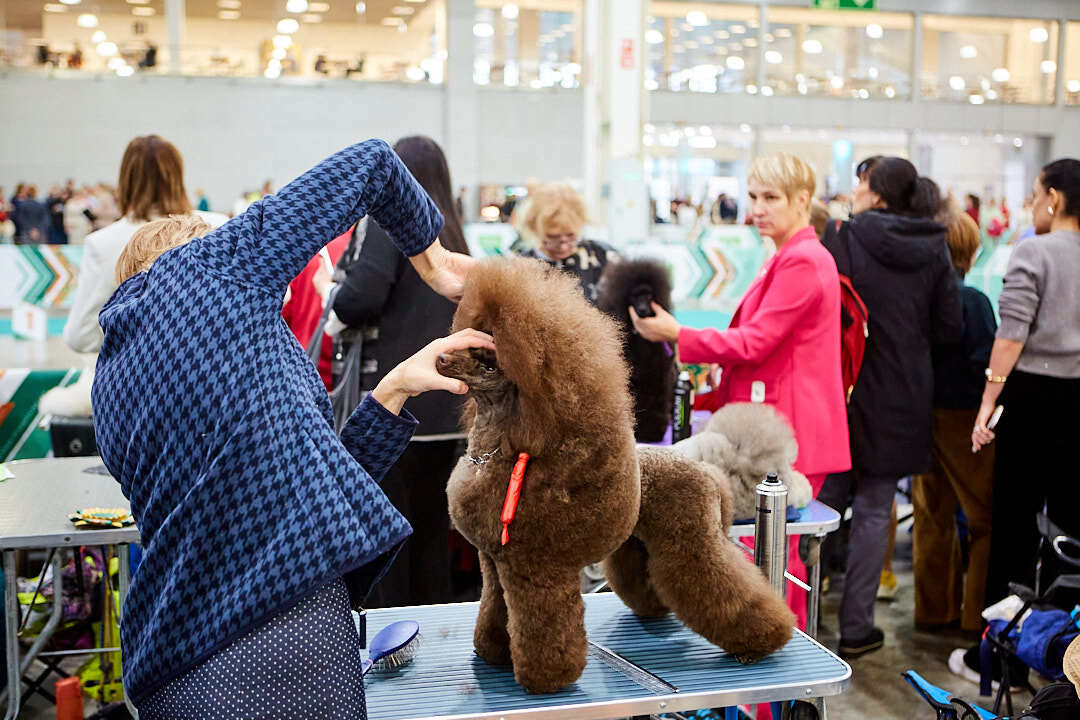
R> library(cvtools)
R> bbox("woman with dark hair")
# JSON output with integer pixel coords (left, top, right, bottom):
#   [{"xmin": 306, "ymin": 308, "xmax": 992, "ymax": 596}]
[
  {"xmin": 325, "ymin": 135, "xmax": 471, "ymax": 606},
  {"xmin": 973, "ymin": 158, "xmax": 1080, "ymax": 605},
  {"xmin": 964, "ymin": 193, "xmax": 981, "ymax": 227},
  {"xmin": 817, "ymin": 155, "xmax": 962, "ymax": 658}
]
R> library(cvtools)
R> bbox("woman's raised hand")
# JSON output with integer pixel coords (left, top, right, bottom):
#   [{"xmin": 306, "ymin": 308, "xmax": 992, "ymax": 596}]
[
  {"xmin": 372, "ymin": 329, "xmax": 495, "ymax": 414},
  {"xmin": 629, "ymin": 302, "xmax": 682, "ymax": 343},
  {"xmin": 410, "ymin": 239, "xmax": 476, "ymax": 302}
]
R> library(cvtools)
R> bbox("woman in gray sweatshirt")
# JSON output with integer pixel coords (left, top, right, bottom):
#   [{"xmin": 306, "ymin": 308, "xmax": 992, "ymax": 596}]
[{"xmin": 972, "ymin": 158, "xmax": 1080, "ymax": 605}]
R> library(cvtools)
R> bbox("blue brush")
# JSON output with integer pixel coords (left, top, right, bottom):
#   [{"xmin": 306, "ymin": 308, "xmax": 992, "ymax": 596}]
[{"xmin": 361, "ymin": 620, "xmax": 421, "ymax": 676}]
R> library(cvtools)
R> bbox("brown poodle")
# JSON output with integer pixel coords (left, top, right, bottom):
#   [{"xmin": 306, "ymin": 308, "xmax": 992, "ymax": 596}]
[
  {"xmin": 438, "ymin": 257, "xmax": 794, "ymax": 693},
  {"xmin": 438, "ymin": 257, "xmax": 640, "ymax": 693}
]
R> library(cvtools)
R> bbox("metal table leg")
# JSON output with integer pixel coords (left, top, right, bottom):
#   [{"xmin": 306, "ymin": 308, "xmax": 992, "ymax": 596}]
[
  {"xmin": 17, "ymin": 552, "xmax": 64, "ymax": 677},
  {"xmin": 805, "ymin": 534, "xmax": 824, "ymax": 639},
  {"xmin": 118, "ymin": 544, "xmax": 139, "ymax": 719},
  {"xmin": 3, "ymin": 550, "xmax": 20, "ymax": 720}
]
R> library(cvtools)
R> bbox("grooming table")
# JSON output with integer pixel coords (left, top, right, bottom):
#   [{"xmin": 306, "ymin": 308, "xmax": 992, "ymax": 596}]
[
  {"xmin": 730, "ymin": 500, "xmax": 840, "ymax": 639},
  {"xmin": 1, "ymin": 457, "xmax": 139, "ymax": 720},
  {"xmin": 363, "ymin": 593, "xmax": 850, "ymax": 720}
]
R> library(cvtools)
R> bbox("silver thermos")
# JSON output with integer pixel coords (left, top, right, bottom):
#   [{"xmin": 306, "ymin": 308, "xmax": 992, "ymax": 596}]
[{"xmin": 754, "ymin": 471, "xmax": 788, "ymax": 598}]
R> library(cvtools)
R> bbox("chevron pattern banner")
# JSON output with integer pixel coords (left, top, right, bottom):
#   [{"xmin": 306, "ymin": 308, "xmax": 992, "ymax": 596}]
[
  {"xmin": 0, "ymin": 368, "xmax": 81, "ymax": 461},
  {"xmin": 0, "ymin": 245, "xmax": 84, "ymax": 310}
]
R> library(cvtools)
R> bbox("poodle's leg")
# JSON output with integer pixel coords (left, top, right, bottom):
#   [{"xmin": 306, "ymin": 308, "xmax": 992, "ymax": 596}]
[
  {"xmin": 603, "ymin": 536, "xmax": 669, "ymax": 617},
  {"xmin": 474, "ymin": 551, "xmax": 512, "ymax": 665},
  {"xmin": 496, "ymin": 561, "xmax": 587, "ymax": 693},
  {"xmin": 644, "ymin": 529, "xmax": 795, "ymax": 663}
]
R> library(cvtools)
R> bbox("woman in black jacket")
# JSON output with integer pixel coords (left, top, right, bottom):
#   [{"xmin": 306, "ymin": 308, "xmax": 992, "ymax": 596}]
[
  {"xmin": 819, "ymin": 156, "xmax": 962, "ymax": 658},
  {"xmin": 331, "ymin": 136, "xmax": 470, "ymax": 607}
]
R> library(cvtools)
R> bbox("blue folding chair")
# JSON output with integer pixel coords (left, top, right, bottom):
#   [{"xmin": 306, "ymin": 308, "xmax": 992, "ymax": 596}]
[{"xmin": 902, "ymin": 670, "xmax": 997, "ymax": 720}]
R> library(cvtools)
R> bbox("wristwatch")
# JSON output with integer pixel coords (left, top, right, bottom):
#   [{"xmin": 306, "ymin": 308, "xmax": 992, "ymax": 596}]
[{"xmin": 985, "ymin": 368, "xmax": 1008, "ymax": 384}]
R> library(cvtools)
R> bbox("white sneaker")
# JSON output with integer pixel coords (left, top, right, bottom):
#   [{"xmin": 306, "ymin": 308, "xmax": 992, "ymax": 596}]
[{"xmin": 947, "ymin": 648, "xmax": 1024, "ymax": 694}]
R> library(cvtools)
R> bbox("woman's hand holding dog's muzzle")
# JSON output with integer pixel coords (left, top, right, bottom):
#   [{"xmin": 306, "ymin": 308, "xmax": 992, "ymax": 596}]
[{"xmin": 372, "ymin": 329, "xmax": 496, "ymax": 414}]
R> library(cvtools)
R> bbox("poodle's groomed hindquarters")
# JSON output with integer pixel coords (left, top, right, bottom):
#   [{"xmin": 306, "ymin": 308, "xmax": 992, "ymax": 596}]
[{"xmin": 605, "ymin": 447, "xmax": 796, "ymax": 662}]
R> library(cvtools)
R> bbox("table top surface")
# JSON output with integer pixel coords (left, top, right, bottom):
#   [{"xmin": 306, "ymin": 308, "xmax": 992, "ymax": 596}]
[
  {"xmin": 728, "ymin": 499, "xmax": 840, "ymax": 539},
  {"xmin": 0, "ymin": 456, "xmax": 139, "ymax": 550},
  {"xmin": 363, "ymin": 593, "xmax": 850, "ymax": 720}
]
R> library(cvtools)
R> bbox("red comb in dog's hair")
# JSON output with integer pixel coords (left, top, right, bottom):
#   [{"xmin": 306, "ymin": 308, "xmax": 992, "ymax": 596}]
[{"xmin": 501, "ymin": 452, "xmax": 530, "ymax": 545}]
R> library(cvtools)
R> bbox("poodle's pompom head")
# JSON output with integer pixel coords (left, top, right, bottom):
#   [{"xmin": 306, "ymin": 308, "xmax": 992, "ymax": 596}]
[
  {"xmin": 702, "ymin": 403, "xmax": 798, "ymax": 473},
  {"xmin": 450, "ymin": 257, "xmax": 633, "ymax": 447},
  {"xmin": 595, "ymin": 258, "xmax": 674, "ymax": 323}
]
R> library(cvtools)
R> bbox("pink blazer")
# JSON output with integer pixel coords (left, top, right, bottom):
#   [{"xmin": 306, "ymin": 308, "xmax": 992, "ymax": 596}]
[{"xmin": 678, "ymin": 226, "xmax": 851, "ymax": 476}]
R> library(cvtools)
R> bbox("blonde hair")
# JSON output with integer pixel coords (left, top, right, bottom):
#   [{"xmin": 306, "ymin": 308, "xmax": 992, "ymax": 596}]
[
  {"xmin": 748, "ymin": 153, "xmax": 817, "ymax": 207},
  {"xmin": 115, "ymin": 214, "xmax": 210, "ymax": 284},
  {"xmin": 945, "ymin": 211, "xmax": 981, "ymax": 274},
  {"xmin": 524, "ymin": 183, "xmax": 587, "ymax": 236}
]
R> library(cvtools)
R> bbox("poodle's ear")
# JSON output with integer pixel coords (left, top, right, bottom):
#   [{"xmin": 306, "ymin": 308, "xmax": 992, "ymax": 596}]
[{"xmin": 459, "ymin": 397, "xmax": 478, "ymax": 434}]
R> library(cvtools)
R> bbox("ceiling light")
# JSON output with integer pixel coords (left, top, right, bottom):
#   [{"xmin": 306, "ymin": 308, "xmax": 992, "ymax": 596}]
[
  {"xmin": 686, "ymin": 11, "xmax": 708, "ymax": 27},
  {"xmin": 381, "ymin": 16, "xmax": 401, "ymax": 25},
  {"xmin": 715, "ymin": 30, "xmax": 729, "ymax": 40},
  {"xmin": 117, "ymin": 65, "xmax": 134, "ymax": 77},
  {"xmin": 397, "ymin": 22, "xmax": 407, "ymax": 33},
  {"xmin": 645, "ymin": 29, "xmax": 664, "ymax": 45},
  {"xmin": 406, "ymin": 66, "xmax": 425, "ymax": 81},
  {"xmin": 949, "ymin": 75, "xmax": 965, "ymax": 90},
  {"xmin": 730, "ymin": 43, "xmax": 742, "ymax": 52},
  {"xmin": 730, "ymin": 25, "xmax": 745, "ymax": 34},
  {"xmin": 986, "ymin": 89, "xmax": 998, "ymax": 99},
  {"xmin": 268, "ymin": 58, "xmax": 282, "ymax": 70},
  {"xmin": 868, "ymin": 66, "xmax": 879, "ymax": 79},
  {"xmin": 272, "ymin": 34, "xmax": 292, "ymax": 48},
  {"xmin": 960, "ymin": 45, "xmax": 977, "ymax": 59},
  {"xmin": 1041, "ymin": 60, "xmax": 1057, "ymax": 73},
  {"xmin": 830, "ymin": 75, "xmax": 843, "ymax": 89},
  {"xmin": 1030, "ymin": 27, "xmax": 1048, "ymax": 43},
  {"xmin": 91, "ymin": 30, "xmax": 106, "ymax": 43},
  {"xmin": 776, "ymin": 28, "xmax": 791, "ymax": 38},
  {"xmin": 286, "ymin": 0, "xmax": 308, "ymax": 12},
  {"xmin": 355, "ymin": 1, "xmax": 365, "ymax": 13},
  {"xmin": 745, "ymin": 83, "xmax": 758, "ymax": 94},
  {"xmin": 44, "ymin": 4, "xmax": 67, "ymax": 11},
  {"xmin": 858, "ymin": 88, "xmax": 869, "ymax": 99},
  {"xmin": 218, "ymin": 10, "xmax": 240, "ymax": 19},
  {"xmin": 739, "ymin": 123, "xmax": 752, "ymax": 133},
  {"xmin": 501, "ymin": 4, "xmax": 518, "ymax": 20},
  {"xmin": 969, "ymin": 94, "xmax": 985, "ymax": 105},
  {"xmin": 743, "ymin": 38, "xmax": 758, "ymax": 48},
  {"xmin": 688, "ymin": 136, "xmax": 717, "ymax": 149},
  {"xmin": 301, "ymin": 14, "xmax": 321, "ymax": 22},
  {"xmin": 885, "ymin": 86, "xmax": 896, "ymax": 98},
  {"xmin": 865, "ymin": 23, "xmax": 883, "ymax": 39},
  {"xmin": 473, "ymin": 22, "xmax": 493, "ymax": 37},
  {"xmin": 108, "ymin": 57, "xmax": 125, "ymax": 69},
  {"xmin": 725, "ymin": 56, "xmax": 745, "ymax": 70},
  {"xmin": 131, "ymin": 6, "xmax": 154, "ymax": 15},
  {"xmin": 277, "ymin": 18, "xmax": 300, "ymax": 33},
  {"xmin": 980, "ymin": 78, "xmax": 990, "ymax": 90},
  {"xmin": 271, "ymin": 47, "xmax": 286, "ymax": 59},
  {"xmin": 217, "ymin": 0, "xmax": 241, "ymax": 7},
  {"xmin": 764, "ymin": 50, "xmax": 782, "ymax": 64},
  {"xmin": 76, "ymin": 13, "xmax": 98, "ymax": 27},
  {"xmin": 802, "ymin": 39, "xmax": 823, "ymax": 54},
  {"xmin": 60, "ymin": 0, "xmax": 81, "ymax": 4},
  {"xmin": 761, "ymin": 86, "xmax": 774, "ymax": 96},
  {"xmin": 1068, "ymin": 80, "xmax": 1080, "ymax": 93},
  {"xmin": 309, "ymin": 2, "xmax": 331, "ymax": 10},
  {"xmin": 96, "ymin": 41, "xmax": 117, "ymax": 56},
  {"xmin": 1014, "ymin": 137, "xmax": 1023, "ymax": 148},
  {"xmin": 764, "ymin": 33, "xmax": 774, "ymax": 43},
  {"xmin": 264, "ymin": 66, "xmax": 281, "ymax": 79},
  {"xmin": 392, "ymin": 6, "xmax": 414, "ymax": 14},
  {"xmin": 701, "ymin": 36, "xmax": 714, "ymax": 45},
  {"xmin": 992, "ymin": 67, "xmax": 1010, "ymax": 82}
]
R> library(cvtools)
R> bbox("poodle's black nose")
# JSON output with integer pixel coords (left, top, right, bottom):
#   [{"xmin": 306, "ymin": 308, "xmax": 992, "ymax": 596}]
[{"xmin": 435, "ymin": 353, "xmax": 452, "ymax": 370}]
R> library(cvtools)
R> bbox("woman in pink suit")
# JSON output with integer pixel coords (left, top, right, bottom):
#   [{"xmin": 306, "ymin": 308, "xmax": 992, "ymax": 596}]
[{"xmin": 631, "ymin": 153, "xmax": 850, "ymax": 629}]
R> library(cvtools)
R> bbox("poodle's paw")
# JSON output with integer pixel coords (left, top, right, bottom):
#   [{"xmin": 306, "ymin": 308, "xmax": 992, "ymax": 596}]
[
  {"xmin": 474, "ymin": 634, "xmax": 513, "ymax": 666},
  {"xmin": 513, "ymin": 657, "xmax": 587, "ymax": 694},
  {"xmin": 733, "ymin": 653, "xmax": 759, "ymax": 665}
]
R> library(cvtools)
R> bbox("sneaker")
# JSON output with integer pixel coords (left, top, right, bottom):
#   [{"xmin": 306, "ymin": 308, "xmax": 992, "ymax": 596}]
[
  {"xmin": 876, "ymin": 570, "xmax": 898, "ymax": 600},
  {"xmin": 838, "ymin": 627, "xmax": 885, "ymax": 659},
  {"xmin": 947, "ymin": 646, "xmax": 1028, "ymax": 694},
  {"xmin": 821, "ymin": 575, "xmax": 830, "ymax": 595}
]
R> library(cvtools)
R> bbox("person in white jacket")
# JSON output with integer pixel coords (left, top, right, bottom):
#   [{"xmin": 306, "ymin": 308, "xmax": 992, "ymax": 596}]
[{"xmin": 42, "ymin": 135, "xmax": 226, "ymax": 417}]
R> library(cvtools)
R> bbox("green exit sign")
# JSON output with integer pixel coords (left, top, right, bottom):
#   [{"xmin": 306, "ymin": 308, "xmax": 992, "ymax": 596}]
[{"xmin": 811, "ymin": 0, "xmax": 875, "ymax": 8}]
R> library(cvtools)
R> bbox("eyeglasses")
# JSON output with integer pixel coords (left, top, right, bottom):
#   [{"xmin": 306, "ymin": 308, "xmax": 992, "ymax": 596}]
[{"xmin": 542, "ymin": 232, "xmax": 578, "ymax": 248}]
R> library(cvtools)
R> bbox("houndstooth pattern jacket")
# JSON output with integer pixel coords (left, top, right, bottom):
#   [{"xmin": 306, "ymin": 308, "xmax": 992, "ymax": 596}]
[{"xmin": 91, "ymin": 139, "xmax": 444, "ymax": 704}]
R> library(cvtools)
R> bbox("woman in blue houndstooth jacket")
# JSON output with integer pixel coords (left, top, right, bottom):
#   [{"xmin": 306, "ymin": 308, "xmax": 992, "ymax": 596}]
[{"xmin": 91, "ymin": 139, "xmax": 493, "ymax": 719}]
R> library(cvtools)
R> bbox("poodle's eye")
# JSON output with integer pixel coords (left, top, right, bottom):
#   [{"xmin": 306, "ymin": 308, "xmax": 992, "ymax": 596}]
[{"xmin": 482, "ymin": 365, "xmax": 497, "ymax": 375}]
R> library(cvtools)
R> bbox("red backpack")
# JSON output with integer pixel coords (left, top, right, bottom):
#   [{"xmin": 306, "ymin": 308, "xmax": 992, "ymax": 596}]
[{"xmin": 828, "ymin": 220, "xmax": 869, "ymax": 403}]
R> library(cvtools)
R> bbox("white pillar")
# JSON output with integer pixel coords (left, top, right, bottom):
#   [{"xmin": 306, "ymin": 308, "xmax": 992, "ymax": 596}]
[
  {"xmin": 444, "ymin": 0, "xmax": 480, "ymax": 217},
  {"xmin": 165, "ymin": 0, "xmax": 185, "ymax": 75},
  {"xmin": 583, "ymin": 0, "xmax": 648, "ymax": 247}
]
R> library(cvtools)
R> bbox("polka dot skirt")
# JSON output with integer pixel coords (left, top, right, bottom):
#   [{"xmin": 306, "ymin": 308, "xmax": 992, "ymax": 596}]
[{"xmin": 140, "ymin": 578, "xmax": 366, "ymax": 720}]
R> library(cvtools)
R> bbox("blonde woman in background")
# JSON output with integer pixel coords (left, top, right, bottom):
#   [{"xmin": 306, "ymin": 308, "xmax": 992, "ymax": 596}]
[{"xmin": 516, "ymin": 182, "xmax": 616, "ymax": 304}]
